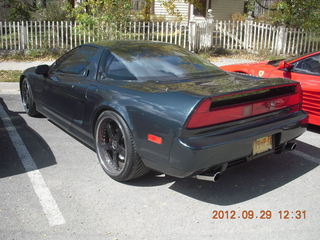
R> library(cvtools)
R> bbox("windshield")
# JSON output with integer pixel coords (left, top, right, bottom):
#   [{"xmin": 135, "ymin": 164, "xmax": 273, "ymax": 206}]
[
  {"xmin": 267, "ymin": 54, "xmax": 308, "ymax": 66},
  {"xmin": 105, "ymin": 43, "xmax": 224, "ymax": 81}
]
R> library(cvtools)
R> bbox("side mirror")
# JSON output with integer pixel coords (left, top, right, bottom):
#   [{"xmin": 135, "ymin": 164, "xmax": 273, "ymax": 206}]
[
  {"xmin": 278, "ymin": 60, "xmax": 293, "ymax": 71},
  {"xmin": 35, "ymin": 65, "xmax": 50, "ymax": 75}
]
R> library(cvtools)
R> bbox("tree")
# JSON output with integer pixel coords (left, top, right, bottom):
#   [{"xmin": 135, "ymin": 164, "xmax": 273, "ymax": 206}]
[
  {"xmin": 5, "ymin": 0, "xmax": 34, "ymax": 21},
  {"xmin": 71, "ymin": 0, "xmax": 205, "ymax": 28},
  {"xmin": 157, "ymin": 0, "xmax": 203, "ymax": 21},
  {"xmin": 70, "ymin": 0, "xmax": 132, "ymax": 25},
  {"xmin": 270, "ymin": 0, "xmax": 320, "ymax": 31},
  {"xmin": 249, "ymin": 0, "xmax": 320, "ymax": 31},
  {"xmin": 32, "ymin": 0, "xmax": 71, "ymax": 21}
]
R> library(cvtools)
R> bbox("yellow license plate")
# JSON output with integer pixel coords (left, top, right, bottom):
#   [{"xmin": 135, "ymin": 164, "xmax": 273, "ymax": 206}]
[{"xmin": 252, "ymin": 136, "xmax": 273, "ymax": 155}]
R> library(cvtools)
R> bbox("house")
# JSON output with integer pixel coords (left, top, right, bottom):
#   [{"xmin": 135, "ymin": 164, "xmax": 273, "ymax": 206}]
[{"xmin": 134, "ymin": 0, "xmax": 246, "ymax": 22}]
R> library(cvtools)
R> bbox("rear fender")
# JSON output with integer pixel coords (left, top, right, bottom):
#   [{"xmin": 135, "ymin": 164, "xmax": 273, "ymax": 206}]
[{"xmin": 90, "ymin": 101, "xmax": 134, "ymax": 138}]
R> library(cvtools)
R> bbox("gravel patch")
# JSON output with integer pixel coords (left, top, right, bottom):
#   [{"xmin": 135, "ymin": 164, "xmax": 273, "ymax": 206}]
[
  {"xmin": 212, "ymin": 57, "xmax": 256, "ymax": 66},
  {"xmin": 0, "ymin": 82, "xmax": 20, "ymax": 94}
]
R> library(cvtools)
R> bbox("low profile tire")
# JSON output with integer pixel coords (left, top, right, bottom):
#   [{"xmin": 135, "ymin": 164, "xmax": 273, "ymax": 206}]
[
  {"xmin": 20, "ymin": 77, "xmax": 39, "ymax": 117},
  {"xmin": 95, "ymin": 110, "xmax": 149, "ymax": 182}
]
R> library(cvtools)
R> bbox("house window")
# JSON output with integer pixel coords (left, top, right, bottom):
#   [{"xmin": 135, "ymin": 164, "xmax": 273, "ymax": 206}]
[
  {"xmin": 132, "ymin": 0, "xmax": 145, "ymax": 11},
  {"xmin": 193, "ymin": 0, "xmax": 207, "ymax": 17}
]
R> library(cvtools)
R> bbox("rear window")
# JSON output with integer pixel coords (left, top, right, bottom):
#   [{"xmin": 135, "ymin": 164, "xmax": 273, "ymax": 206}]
[{"xmin": 103, "ymin": 44, "xmax": 223, "ymax": 81}]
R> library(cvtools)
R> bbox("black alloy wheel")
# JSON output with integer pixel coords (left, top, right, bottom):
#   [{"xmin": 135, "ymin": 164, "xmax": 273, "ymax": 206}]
[
  {"xmin": 21, "ymin": 78, "xmax": 39, "ymax": 117},
  {"xmin": 95, "ymin": 111, "xmax": 148, "ymax": 181}
]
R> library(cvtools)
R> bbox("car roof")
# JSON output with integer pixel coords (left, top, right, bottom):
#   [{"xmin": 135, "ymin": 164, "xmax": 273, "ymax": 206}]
[{"xmin": 87, "ymin": 40, "xmax": 176, "ymax": 51}]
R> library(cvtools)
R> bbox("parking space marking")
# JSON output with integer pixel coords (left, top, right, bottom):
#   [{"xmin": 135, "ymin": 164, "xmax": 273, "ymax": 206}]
[
  {"xmin": 292, "ymin": 150, "xmax": 320, "ymax": 164},
  {"xmin": 0, "ymin": 105, "xmax": 65, "ymax": 226}
]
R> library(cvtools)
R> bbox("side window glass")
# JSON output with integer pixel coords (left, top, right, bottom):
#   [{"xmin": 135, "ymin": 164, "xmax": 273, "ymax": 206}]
[
  {"xmin": 104, "ymin": 56, "xmax": 136, "ymax": 81},
  {"xmin": 54, "ymin": 46, "xmax": 98, "ymax": 75},
  {"xmin": 293, "ymin": 54, "xmax": 320, "ymax": 75}
]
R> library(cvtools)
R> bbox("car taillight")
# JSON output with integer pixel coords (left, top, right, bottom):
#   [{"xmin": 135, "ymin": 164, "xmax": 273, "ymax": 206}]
[{"xmin": 186, "ymin": 84, "xmax": 303, "ymax": 129}]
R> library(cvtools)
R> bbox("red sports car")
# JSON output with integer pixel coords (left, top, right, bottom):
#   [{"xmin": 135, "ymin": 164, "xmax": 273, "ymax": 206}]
[{"xmin": 221, "ymin": 52, "xmax": 320, "ymax": 126}]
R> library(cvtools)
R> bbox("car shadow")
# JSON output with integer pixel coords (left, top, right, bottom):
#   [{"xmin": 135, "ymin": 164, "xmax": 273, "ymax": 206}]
[
  {"xmin": 129, "ymin": 141, "xmax": 319, "ymax": 205},
  {"xmin": 0, "ymin": 97, "xmax": 56, "ymax": 178},
  {"xmin": 308, "ymin": 124, "xmax": 320, "ymax": 134}
]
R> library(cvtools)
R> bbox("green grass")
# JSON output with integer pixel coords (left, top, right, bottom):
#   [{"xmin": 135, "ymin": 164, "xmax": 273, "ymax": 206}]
[{"xmin": 0, "ymin": 70, "xmax": 22, "ymax": 82}]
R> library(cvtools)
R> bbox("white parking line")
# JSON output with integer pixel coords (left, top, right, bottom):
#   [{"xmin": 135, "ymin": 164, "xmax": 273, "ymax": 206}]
[
  {"xmin": 292, "ymin": 150, "xmax": 320, "ymax": 164},
  {"xmin": 0, "ymin": 105, "xmax": 65, "ymax": 226}
]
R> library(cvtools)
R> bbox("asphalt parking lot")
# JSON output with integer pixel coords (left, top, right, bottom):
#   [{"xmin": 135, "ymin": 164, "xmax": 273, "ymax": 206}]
[{"xmin": 0, "ymin": 93, "xmax": 320, "ymax": 240}]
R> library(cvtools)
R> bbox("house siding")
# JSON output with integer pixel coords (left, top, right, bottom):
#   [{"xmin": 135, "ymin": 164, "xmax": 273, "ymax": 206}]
[
  {"xmin": 154, "ymin": 0, "xmax": 189, "ymax": 21},
  {"xmin": 153, "ymin": 0, "xmax": 244, "ymax": 22},
  {"xmin": 211, "ymin": 0, "xmax": 245, "ymax": 20}
]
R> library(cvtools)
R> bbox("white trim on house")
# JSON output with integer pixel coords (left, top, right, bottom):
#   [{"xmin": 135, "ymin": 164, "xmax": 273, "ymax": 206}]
[
  {"xmin": 153, "ymin": 0, "xmax": 244, "ymax": 22},
  {"xmin": 189, "ymin": 0, "xmax": 211, "ymax": 22}
]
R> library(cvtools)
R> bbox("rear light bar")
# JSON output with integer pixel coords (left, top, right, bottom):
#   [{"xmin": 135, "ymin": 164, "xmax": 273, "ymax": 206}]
[{"xmin": 186, "ymin": 84, "xmax": 302, "ymax": 129}]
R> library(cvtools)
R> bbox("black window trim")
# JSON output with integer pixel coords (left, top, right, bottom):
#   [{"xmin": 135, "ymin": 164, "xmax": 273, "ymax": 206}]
[
  {"xmin": 97, "ymin": 49, "xmax": 112, "ymax": 81},
  {"xmin": 290, "ymin": 53, "xmax": 320, "ymax": 77}
]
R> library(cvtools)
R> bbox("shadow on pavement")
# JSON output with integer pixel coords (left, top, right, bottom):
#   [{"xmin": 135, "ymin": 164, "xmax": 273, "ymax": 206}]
[
  {"xmin": 307, "ymin": 124, "xmax": 320, "ymax": 134},
  {"xmin": 0, "ymin": 97, "xmax": 56, "ymax": 178},
  {"xmin": 130, "ymin": 141, "xmax": 319, "ymax": 205}
]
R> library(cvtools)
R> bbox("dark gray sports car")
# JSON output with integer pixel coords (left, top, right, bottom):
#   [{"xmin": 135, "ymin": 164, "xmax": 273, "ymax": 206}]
[{"xmin": 20, "ymin": 41, "xmax": 307, "ymax": 182}]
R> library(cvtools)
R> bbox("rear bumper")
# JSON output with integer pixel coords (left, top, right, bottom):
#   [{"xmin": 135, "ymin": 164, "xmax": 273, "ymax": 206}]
[{"xmin": 165, "ymin": 110, "xmax": 307, "ymax": 178}]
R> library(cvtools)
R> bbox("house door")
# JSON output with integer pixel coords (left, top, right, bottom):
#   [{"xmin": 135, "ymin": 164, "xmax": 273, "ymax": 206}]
[{"xmin": 190, "ymin": 0, "xmax": 210, "ymax": 21}]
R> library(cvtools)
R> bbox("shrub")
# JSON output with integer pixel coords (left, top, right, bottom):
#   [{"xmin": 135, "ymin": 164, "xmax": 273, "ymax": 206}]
[{"xmin": 31, "ymin": 0, "xmax": 71, "ymax": 21}]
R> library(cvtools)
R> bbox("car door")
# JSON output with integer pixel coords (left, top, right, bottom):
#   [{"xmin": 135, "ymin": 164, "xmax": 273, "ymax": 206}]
[
  {"xmin": 288, "ymin": 55, "xmax": 320, "ymax": 124},
  {"xmin": 288, "ymin": 54, "xmax": 320, "ymax": 89},
  {"xmin": 267, "ymin": 54, "xmax": 320, "ymax": 125},
  {"xmin": 267, "ymin": 54, "xmax": 320, "ymax": 86},
  {"xmin": 41, "ymin": 45, "xmax": 101, "ymax": 130}
]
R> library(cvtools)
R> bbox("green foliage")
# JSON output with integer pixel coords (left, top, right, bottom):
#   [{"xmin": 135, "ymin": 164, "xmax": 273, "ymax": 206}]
[
  {"xmin": 70, "ymin": 0, "xmax": 132, "ymax": 26},
  {"xmin": 160, "ymin": 0, "xmax": 183, "ymax": 20},
  {"xmin": 245, "ymin": 0, "xmax": 256, "ymax": 12},
  {"xmin": 249, "ymin": 0, "xmax": 320, "ymax": 31},
  {"xmin": 270, "ymin": 0, "xmax": 320, "ymax": 31},
  {"xmin": 158, "ymin": 0, "xmax": 202, "ymax": 21},
  {"xmin": 6, "ymin": 0, "xmax": 34, "ymax": 21},
  {"xmin": 142, "ymin": 0, "xmax": 153, "ymax": 21},
  {"xmin": 69, "ymin": 0, "xmax": 133, "ymax": 40},
  {"xmin": 32, "ymin": 0, "xmax": 71, "ymax": 21}
]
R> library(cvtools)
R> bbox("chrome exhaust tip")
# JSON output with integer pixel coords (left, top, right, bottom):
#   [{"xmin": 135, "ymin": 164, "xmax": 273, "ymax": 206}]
[{"xmin": 193, "ymin": 172, "xmax": 221, "ymax": 182}]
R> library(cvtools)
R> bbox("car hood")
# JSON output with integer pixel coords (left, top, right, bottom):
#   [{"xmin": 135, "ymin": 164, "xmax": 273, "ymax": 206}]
[
  {"xmin": 122, "ymin": 72, "xmax": 295, "ymax": 97},
  {"xmin": 239, "ymin": 61, "xmax": 269, "ymax": 66}
]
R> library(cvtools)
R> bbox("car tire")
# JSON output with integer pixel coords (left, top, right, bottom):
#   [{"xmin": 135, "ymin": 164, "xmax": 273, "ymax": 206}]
[
  {"xmin": 20, "ymin": 77, "xmax": 39, "ymax": 117},
  {"xmin": 95, "ymin": 110, "xmax": 149, "ymax": 182}
]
